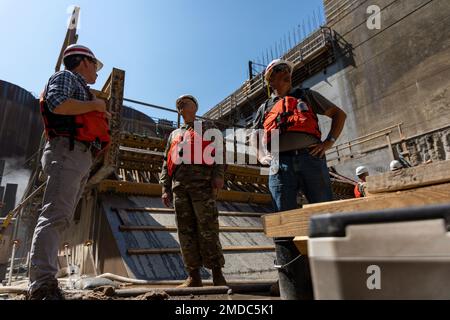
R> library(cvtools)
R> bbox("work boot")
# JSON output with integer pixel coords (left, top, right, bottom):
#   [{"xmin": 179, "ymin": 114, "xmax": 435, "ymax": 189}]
[
  {"xmin": 212, "ymin": 267, "xmax": 227, "ymax": 286},
  {"xmin": 27, "ymin": 279, "xmax": 65, "ymax": 300},
  {"xmin": 177, "ymin": 269, "xmax": 203, "ymax": 288}
]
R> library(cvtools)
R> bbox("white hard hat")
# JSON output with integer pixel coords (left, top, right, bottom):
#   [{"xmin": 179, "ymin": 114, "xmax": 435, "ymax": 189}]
[
  {"xmin": 390, "ymin": 160, "xmax": 403, "ymax": 171},
  {"xmin": 176, "ymin": 94, "xmax": 198, "ymax": 110},
  {"xmin": 63, "ymin": 44, "xmax": 103, "ymax": 71},
  {"xmin": 264, "ymin": 59, "xmax": 295, "ymax": 84},
  {"xmin": 355, "ymin": 166, "xmax": 369, "ymax": 176}
]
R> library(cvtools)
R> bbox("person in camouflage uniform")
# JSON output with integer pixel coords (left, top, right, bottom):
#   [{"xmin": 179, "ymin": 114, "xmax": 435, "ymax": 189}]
[{"xmin": 160, "ymin": 94, "xmax": 226, "ymax": 288}]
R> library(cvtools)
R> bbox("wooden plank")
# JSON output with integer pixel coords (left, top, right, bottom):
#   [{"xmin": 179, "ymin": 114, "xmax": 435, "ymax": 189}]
[
  {"xmin": 111, "ymin": 207, "xmax": 264, "ymax": 217},
  {"xmin": 87, "ymin": 68, "xmax": 125, "ymax": 188},
  {"xmin": 90, "ymin": 89, "xmax": 109, "ymax": 100},
  {"xmin": 217, "ymin": 189, "xmax": 272, "ymax": 204},
  {"xmin": 127, "ymin": 245, "xmax": 275, "ymax": 255},
  {"xmin": 115, "ymin": 209, "xmax": 131, "ymax": 226},
  {"xmin": 367, "ymin": 160, "xmax": 450, "ymax": 194},
  {"xmin": 98, "ymin": 180, "xmax": 162, "ymax": 196},
  {"xmin": 99, "ymin": 180, "xmax": 272, "ymax": 204},
  {"xmin": 119, "ymin": 225, "xmax": 264, "ymax": 233},
  {"xmin": 293, "ymin": 236, "xmax": 309, "ymax": 255},
  {"xmin": 263, "ymin": 183, "xmax": 450, "ymax": 238},
  {"xmin": 302, "ymin": 197, "xmax": 359, "ymax": 209}
]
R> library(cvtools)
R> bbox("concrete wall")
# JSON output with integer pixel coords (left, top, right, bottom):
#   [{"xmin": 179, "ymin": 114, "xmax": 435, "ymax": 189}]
[
  {"xmin": 0, "ymin": 80, "xmax": 42, "ymax": 160},
  {"xmin": 307, "ymin": 0, "xmax": 450, "ymax": 178}
]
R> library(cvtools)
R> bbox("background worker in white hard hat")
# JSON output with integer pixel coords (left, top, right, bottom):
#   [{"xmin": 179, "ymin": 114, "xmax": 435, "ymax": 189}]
[
  {"xmin": 27, "ymin": 44, "xmax": 108, "ymax": 300},
  {"xmin": 354, "ymin": 166, "xmax": 369, "ymax": 198},
  {"xmin": 159, "ymin": 95, "xmax": 227, "ymax": 288},
  {"xmin": 390, "ymin": 160, "xmax": 404, "ymax": 171},
  {"xmin": 251, "ymin": 58, "xmax": 347, "ymax": 299}
]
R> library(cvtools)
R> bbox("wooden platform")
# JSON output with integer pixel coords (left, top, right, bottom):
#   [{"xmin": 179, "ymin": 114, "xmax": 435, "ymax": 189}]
[{"xmin": 263, "ymin": 161, "xmax": 450, "ymax": 238}]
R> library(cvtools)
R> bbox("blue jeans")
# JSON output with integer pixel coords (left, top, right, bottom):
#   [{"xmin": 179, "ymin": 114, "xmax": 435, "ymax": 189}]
[{"xmin": 268, "ymin": 150, "xmax": 333, "ymax": 212}]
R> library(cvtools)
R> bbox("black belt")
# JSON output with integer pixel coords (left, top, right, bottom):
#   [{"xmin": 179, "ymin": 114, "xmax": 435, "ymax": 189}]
[
  {"xmin": 50, "ymin": 136, "xmax": 96, "ymax": 153},
  {"xmin": 279, "ymin": 147, "xmax": 313, "ymax": 156}
]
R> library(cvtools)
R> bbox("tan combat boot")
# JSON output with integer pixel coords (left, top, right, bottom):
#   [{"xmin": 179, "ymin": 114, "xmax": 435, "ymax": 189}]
[
  {"xmin": 177, "ymin": 269, "xmax": 203, "ymax": 288},
  {"xmin": 212, "ymin": 267, "xmax": 227, "ymax": 286}
]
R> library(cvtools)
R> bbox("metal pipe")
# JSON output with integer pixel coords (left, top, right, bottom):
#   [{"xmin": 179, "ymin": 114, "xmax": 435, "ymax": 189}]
[
  {"xmin": 124, "ymin": 97, "xmax": 245, "ymax": 128},
  {"xmin": 123, "ymin": 98, "xmax": 178, "ymax": 114},
  {"xmin": 64, "ymin": 243, "xmax": 73, "ymax": 289},
  {"xmin": 7, "ymin": 240, "xmax": 19, "ymax": 286},
  {"xmin": 96, "ymin": 273, "xmax": 275, "ymax": 286}
]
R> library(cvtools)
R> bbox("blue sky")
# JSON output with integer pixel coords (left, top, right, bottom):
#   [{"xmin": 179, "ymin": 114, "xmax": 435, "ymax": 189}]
[{"xmin": 0, "ymin": 0, "xmax": 324, "ymax": 122}]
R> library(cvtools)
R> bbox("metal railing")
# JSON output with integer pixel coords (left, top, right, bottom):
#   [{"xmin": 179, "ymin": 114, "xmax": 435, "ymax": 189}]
[
  {"xmin": 326, "ymin": 123, "xmax": 407, "ymax": 163},
  {"xmin": 205, "ymin": 27, "xmax": 334, "ymax": 120}
]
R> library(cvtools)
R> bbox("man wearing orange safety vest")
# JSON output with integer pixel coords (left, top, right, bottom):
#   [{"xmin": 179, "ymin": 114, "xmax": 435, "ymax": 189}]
[
  {"xmin": 27, "ymin": 44, "xmax": 109, "ymax": 300},
  {"xmin": 160, "ymin": 95, "xmax": 226, "ymax": 288},
  {"xmin": 252, "ymin": 59, "xmax": 347, "ymax": 299}
]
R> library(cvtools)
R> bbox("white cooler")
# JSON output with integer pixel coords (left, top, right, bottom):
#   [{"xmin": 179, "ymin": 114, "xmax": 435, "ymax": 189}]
[{"xmin": 308, "ymin": 203, "xmax": 450, "ymax": 300}]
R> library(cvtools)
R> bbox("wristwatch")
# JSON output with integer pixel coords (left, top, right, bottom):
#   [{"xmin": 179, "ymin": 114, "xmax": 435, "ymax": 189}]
[{"xmin": 326, "ymin": 135, "xmax": 337, "ymax": 143}]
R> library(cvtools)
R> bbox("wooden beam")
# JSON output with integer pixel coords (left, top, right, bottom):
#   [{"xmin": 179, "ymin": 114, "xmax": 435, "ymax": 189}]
[
  {"xmin": 293, "ymin": 236, "xmax": 309, "ymax": 255},
  {"xmin": 90, "ymin": 89, "xmax": 109, "ymax": 100},
  {"xmin": 112, "ymin": 207, "xmax": 265, "ymax": 217},
  {"xmin": 87, "ymin": 68, "xmax": 125, "ymax": 187},
  {"xmin": 98, "ymin": 180, "xmax": 162, "ymax": 196},
  {"xmin": 99, "ymin": 180, "xmax": 272, "ymax": 204},
  {"xmin": 263, "ymin": 183, "xmax": 450, "ymax": 238},
  {"xmin": 367, "ymin": 160, "xmax": 450, "ymax": 194},
  {"xmin": 217, "ymin": 189, "xmax": 272, "ymax": 204},
  {"xmin": 119, "ymin": 225, "xmax": 264, "ymax": 233},
  {"xmin": 120, "ymin": 134, "xmax": 166, "ymax": 151},
  {"xmin": 127, "ymin": 245, "xmax": 275, "ymax": 255}
]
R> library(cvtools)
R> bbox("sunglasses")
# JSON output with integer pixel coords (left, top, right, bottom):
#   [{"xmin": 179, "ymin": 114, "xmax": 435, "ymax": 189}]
[
  {"xmin": 271, "ymin": 64, "xmax": 291, "ymax": 74},
  {"xmin": 86, "ymin": 57, "xmax": 98, "ymax": 67}
]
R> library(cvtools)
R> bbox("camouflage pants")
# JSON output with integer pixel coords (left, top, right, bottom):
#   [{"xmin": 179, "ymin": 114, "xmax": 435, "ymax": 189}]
[{"xmin": 173, "ymin": 181, "xmax": 225, "ymax": 272}]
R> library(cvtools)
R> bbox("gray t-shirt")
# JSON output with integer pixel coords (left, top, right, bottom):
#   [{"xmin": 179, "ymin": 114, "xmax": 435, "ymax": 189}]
[{"xmin": 252, "ymin": 87, "xmax": 336, "ymax": 152}]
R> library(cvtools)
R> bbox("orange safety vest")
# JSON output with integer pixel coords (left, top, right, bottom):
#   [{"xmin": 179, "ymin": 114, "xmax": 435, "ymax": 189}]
[
  {"xmin": 166, "ymin": 128, "xmax": 215, "ymax": 177},
  {"xmin": 40, "ymin": 98, "xmax": 110, "ymax": 150},
  {"xmin": 263, "ymin": 95, "xmax": 321, "ymax": 142},
  {"xmin": 354, "ymin": 183, "xmax": 365, "ymax": 198}
]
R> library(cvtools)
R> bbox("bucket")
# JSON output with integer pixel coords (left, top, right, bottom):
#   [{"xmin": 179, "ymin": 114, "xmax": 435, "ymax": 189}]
[{"xmin": 274, "ymin": 237, "xmax": 313, "ymax": 300}]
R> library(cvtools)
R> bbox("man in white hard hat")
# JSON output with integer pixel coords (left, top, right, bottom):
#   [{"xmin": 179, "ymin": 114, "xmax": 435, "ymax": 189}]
[
  {"xmin": 251, "ymin": 58, "xmax": 347, "ymax": 299},
  {"xmin": 159, "ymin": 95, "xmax": 227, "ymax": 288},
  {"xmin": 253, "ymin": 58, "xmax": 347, "ymax": 207},
  {"xmin": 354, "ymin": 166, "xmax": 369, "ymax": 198},
  {"xmin": 390, "ymin": 160, "xmax": 403, "ymax": 171},
  {"xmin": 27, "ymin": 44, "xmax": 108, "ymax": 300}
]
